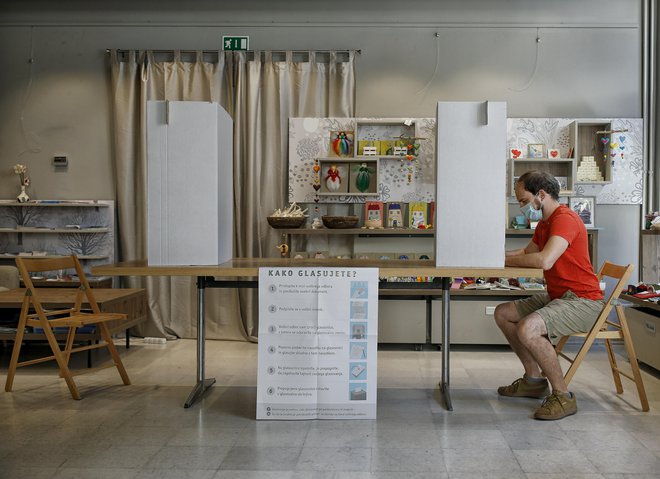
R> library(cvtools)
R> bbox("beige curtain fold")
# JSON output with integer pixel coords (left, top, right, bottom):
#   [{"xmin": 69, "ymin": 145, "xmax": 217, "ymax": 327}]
[{"xmin": 109, "ymin": 49, "xmax": 355, "ymax": 341}]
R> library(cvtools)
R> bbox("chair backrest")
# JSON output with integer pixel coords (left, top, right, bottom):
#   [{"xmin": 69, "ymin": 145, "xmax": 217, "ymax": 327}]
[
  {"xmin": 594, "ymin": 261, "xmax": 634, "ymax": 324},
  {"xmin": 15, "ymin": 255, "xmax": 101, "ymax": 315}
]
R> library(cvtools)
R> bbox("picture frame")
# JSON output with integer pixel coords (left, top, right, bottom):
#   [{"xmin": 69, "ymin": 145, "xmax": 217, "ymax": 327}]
[
  {"xmin": 528, "ymin": 143, "xmax": 546, "ymax": 158},
  {"xmin": 547, "ymin": 148, "xmax": 560, "ymax": 159},
  {"xmin": 569, "ymin": 196, "xmax": 596, "ymax": 227}
]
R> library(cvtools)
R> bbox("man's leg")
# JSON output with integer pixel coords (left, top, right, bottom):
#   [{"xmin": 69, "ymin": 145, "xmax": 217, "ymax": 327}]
[
  {"xmin": 516, "ymin": 312, "xmax": 568, "ymax": 393},
  {"xmin": 494, "ymin": 302, "xmax": 543, "ymax": 378}
]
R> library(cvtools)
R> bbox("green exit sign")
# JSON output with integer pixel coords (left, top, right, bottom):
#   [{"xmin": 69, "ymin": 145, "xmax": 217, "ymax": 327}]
[{"xmin": 222, "ymin": 36, "xmax": 249, "ymax": 51}]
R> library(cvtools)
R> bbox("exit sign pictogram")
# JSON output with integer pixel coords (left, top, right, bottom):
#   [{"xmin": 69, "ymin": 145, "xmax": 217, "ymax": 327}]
[{"xmin": 222, "ymin": 36, "xmax": 249, "ymax": 51}]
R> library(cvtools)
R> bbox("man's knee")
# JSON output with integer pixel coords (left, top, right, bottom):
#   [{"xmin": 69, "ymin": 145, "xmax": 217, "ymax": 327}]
[
  {"xmin": 516, "ymin": 314, "xmax": 546, "ymax": 344},
  {"xmin": 494, "ymin": 302, "xmax": 517, "ymax": 327}
]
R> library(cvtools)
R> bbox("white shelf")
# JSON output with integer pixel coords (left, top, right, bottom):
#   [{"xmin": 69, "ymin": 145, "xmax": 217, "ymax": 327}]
[
  {"xmin": 0, "ymin": 200, "xmax": 109, "ymax": 207},
  {"xmin": 0, "ymin": 227, "xmax": 109, "ymax": 233}
]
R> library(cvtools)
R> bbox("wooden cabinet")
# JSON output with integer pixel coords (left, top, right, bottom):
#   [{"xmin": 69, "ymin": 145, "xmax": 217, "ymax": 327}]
[
  {"xmin": 570, "ymin": 119, "xmax": 614, "ymax": 185},
  {"xmin": 509, "ymin": 158, "xmax": 577, "ymax": 196}
]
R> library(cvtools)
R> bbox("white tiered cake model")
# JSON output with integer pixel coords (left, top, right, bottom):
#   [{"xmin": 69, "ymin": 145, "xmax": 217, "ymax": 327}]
[{"xmin": 577, "ymin": 156, "xmax": 604, "ymax": 182}]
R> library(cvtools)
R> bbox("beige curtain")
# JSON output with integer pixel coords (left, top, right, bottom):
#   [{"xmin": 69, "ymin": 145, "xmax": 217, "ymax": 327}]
[{"xmin": 109, "ymin": 50, "xmax": 355, "ymax": 341}]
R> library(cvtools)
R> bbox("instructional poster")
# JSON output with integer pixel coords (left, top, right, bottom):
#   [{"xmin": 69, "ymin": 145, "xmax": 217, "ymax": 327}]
[{"xmin": 257, "ymin": 267, "xmax": 378, "ymax": 420}]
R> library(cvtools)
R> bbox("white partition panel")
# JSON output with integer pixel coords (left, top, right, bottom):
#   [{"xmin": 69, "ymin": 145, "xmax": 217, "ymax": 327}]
[
  {"xmin": 147, "ymin": 101, "xmax": 233, "ymax": 265},
  {"xmin": 436, "ymin": 101, "xmax": 506, "ymax": 267}
]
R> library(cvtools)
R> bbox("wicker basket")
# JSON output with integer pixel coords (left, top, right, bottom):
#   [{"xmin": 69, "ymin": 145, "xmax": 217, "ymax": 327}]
[
  {"xmin": 266, "ymin": 216, "xmax": 306, "ymax": 228},
  {"xmin": 322, "ymin": 215, "xmax": 359, "ymax": 229}
]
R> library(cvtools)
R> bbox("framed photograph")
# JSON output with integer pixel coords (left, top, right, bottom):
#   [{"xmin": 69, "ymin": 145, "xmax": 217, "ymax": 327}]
[
  {"xmin": 547, "ymin": 148, "xmax": 560, "ymax": 159},
  {"xmin": 569, "ymin": 196, "xmax": 596, "ymax": 227},
  {"xmin": 528, "ymin": 143, "xmax": 546, "ymax": 158}
]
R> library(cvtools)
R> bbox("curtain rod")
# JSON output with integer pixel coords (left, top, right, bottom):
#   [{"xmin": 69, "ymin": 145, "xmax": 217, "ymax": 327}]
[{"xmin": 106, "ymin": 49, "xmax": 361, "ymax": 54}]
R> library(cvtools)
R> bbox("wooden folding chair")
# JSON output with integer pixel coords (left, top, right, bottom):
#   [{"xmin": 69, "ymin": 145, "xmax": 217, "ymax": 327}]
[
  {"xmin": 5, "ymin": 255, "xmax": 130, "ymax": 399},
  {"xmin": 555, "ymin": 261, "xmax": 649, "ymax": 411}
]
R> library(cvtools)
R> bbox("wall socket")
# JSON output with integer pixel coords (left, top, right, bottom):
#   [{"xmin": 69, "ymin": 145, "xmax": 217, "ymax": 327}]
[{"xmin": 53, "ymin": 156, "xmax": 68, "ymax": 168}]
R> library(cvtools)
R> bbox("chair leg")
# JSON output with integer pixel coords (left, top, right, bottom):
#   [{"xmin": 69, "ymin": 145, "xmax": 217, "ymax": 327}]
[
  {"xmin": 617, "ymin": 306, "xmax": 650, "ymax": 412},
  {"xmin": 98, "ymin": 322, "xmax": 131, "ymax": 386},
  {"xmin": 42, "ymin": 326, "xmax": 81, "ymax": 400},
  {"xmin": 4, "ymin": 314, "xmax": 27, "ymax": 392},
  {"xmin": 604, "ymin": 338, "xmax": 624, "ymax": 394},
  {"xmin": 563, "ymin": 329, "xmax": 601, "ymax": 386}
]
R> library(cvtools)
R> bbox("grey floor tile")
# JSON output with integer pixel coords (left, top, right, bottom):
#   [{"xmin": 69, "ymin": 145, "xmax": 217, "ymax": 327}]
[
  {"xmin": 443, "ymin": 449, "xmax": 522, "ymax": 474},
  {"xmin": 513, "ymin": 449, "xmax": 599, "ymax": 474},
  {"xmin": 448, "ymin": 473, "xmax": 526, "ymax": 479},
  {"xmin": 61, "ymin": 445, "xmax": 162, "ymax": 469},
  {"xmin": 296, "ymin": 447, "xmax": 371, "ymax": 472},
  {"xmin": 53, "ymin": 468, "xmax": 140, "ymax": 479},
  {"xmin": 304, "ymin": 426, "xmax": 374, "ymax": 447},
  {"xmin": 583, "ymin": 448, "xmax": 660, "ymax": 474},
  {"xmin": 136, "ymin": 470, "xmax": 218, "ymax": 479},
  {"xmin": 371, "ymin": 447, "xmax": 445, "ymax": 472},
  {"xmin": 502, "ymin": 428, "xmax": 576, "ymax": 450},
  {"xmin": 220, "ymin": 446, "xmax": 302, "ymax": 471},
  {"xmin": 372, "ymin": 427, "xmax": 441, "ymax": 448},
  {"xmin": 167, "ymin": 426, "xmax": 244, "ymax": 447},
  {"xmin": 438, "ymin": 429, "xmax": 509, "ymax": 449},
  {"xmin": 523, "ymin": 475, "xmax": 606, "ymax": 479},
  {"xmin": 0, "ymin": 467, "xmax": 58, "ymax": 479},
  {"xmin": 143, "ymin": 445, "xmax": 231, "ymax": 470},
  {"xmin": 235, "ymin": 421, "xmax": 311, "ymax": 447},
  {"xmin": 215, "ymin": 472, "xmax": 294, "ymax": 479},
  {"xmin": 568, "ymin": 430, "xmax": 647, "ymax": 451}
]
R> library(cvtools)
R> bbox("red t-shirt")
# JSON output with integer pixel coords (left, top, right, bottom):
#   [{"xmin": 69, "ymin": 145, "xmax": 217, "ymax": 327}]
[{"xmin": 532, "ymin": 205, "xmax": 603, "ymax": 301}]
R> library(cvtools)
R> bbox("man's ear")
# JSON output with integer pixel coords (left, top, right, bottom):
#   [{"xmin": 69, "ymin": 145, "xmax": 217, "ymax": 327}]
[{"xmin": 537, "ymin": 188, "xmax": 547, "ymax": 201}]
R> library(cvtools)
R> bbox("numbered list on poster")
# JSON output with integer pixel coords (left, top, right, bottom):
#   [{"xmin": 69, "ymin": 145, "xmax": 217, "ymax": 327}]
[{"xmin": 257, "ymin": 267, "xmax": 378, "ymax": 420}]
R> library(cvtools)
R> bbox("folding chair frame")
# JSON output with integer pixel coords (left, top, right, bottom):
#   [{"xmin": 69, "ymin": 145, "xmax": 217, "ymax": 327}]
[
  {"xmin": 555, "ymin": 261, "xmax": 649, "ymax": 412},
  {"xmin": 5, "ymin": 255, "xmax": 131, "ymax": 399}
]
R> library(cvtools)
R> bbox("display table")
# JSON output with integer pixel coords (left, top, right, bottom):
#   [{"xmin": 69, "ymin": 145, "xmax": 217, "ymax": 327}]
[{"xmin": 92, "ymin": 259, "xmax": 542, "ymax": 409}]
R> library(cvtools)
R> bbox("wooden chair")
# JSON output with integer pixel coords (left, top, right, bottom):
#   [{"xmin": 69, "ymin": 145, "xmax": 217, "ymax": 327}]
[
  {"xmin": 5, "ymin": 255, "xmax": 130, "ymax": 399},
  {"xmin": 555, "ymin": 261, "xmax": 649, "ymax": 411}
]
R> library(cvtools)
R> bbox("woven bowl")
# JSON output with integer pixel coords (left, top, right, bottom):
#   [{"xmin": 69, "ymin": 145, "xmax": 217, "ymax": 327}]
[
  {"xmin": 267, "ymin": 216, "xmax": 306, "ymax": 229},
  {"xmin": 322, "ymin": 215, "xmax": 359, "ymax": 229}
]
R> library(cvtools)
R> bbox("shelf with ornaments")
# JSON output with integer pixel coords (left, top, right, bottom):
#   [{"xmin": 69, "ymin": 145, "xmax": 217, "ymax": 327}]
[
  {"xmin": 569, "ymin": 120, "xmax": 616, "ymax": 185},
  {"xmin": 508, "ymin": 156, "xmax": 576, "ymax": 196}
]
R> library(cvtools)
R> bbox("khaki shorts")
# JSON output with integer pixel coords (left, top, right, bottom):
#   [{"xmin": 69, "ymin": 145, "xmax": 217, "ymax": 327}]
[{"xmin": 514, "ymin": 291, "xmax": 605, "ymax": 345}]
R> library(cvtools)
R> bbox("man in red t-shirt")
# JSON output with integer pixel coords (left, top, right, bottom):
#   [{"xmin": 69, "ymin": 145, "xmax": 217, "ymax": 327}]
[{"xmin": 495, "ymin": 170, "xmax": 604, "ymax": 420}]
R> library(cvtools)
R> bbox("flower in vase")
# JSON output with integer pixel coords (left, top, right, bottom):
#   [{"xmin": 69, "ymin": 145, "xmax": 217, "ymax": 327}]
[{"xmin": 13, "ymin": 163, "xmax": 30, "ymax": 186}]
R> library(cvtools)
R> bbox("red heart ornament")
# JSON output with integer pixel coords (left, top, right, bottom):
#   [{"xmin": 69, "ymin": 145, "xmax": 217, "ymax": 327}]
[
  {"xmin": 550, "ymin": 150, "xmax": 558, "ymax": 158},
  {"xmin": 511, "ymin": 149, "xmax": 521, "ymax": 158}
]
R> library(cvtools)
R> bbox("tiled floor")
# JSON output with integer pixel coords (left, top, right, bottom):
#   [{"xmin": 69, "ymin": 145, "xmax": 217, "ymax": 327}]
[{"xmin": 1, "ymin": 338, "xmax": 659, "ymax": 478}]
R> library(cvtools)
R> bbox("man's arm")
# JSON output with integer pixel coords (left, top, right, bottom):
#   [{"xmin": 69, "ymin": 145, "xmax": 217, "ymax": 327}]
[
  {"xmin": 506, "ymin": 240, "xmax": 539, "ymax": 258},
  {"xmin": 505, "ymin": 235, "xmax": 569, "ymax": 270}
]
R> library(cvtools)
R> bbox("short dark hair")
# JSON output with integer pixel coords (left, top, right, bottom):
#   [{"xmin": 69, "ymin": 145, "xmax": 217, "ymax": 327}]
[{"xmin": 517, "ymin": 170, "xmax": 560, "ymax": 200}]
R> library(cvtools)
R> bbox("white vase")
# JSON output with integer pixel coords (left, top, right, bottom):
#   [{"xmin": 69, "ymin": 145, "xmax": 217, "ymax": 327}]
[{"xmin": 17, "ymin": 185, "xmax": 29, "ymax": 203}]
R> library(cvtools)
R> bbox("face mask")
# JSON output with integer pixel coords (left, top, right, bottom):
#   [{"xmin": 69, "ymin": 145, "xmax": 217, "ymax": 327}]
[{"xmin": 521, "ymin": 195, "xmax": 543, "ymax": 222}]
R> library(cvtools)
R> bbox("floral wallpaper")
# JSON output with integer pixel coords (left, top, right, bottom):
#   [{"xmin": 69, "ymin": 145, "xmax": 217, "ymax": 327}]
[
  {"xmin": 507, "ymin": 118, "xmax": 643, "ymax": 205},
  {"xmin": 289, "ymin": 117, "xmax": 643, "ymax": 205}
]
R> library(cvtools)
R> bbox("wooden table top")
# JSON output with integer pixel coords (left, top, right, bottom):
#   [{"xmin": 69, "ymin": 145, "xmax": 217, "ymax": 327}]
[
  {"xmin": 91, "ymin": 258, "xmax": 542, "ymax": 279},
  {"xmin": 0, "ymin": 288, "xmax": 145, "ymax": 308}
]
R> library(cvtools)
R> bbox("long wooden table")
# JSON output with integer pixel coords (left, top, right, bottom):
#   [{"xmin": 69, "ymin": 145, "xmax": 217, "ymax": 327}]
[{"xmin": 92, "ymin": 259, "xmax": 542, "ymax": 409}]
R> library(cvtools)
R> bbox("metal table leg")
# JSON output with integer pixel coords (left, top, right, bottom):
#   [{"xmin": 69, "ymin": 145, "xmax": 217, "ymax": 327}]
[
  {"xmin": 184, "ymin": 276, "xmax": 216, "ymax": 408},
  {"xmin": 439, "ymin": 276, "xmax": 453, "ymax": 410}
]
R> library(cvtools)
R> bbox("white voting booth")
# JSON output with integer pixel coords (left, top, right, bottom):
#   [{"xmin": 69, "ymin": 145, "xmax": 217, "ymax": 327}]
[
  {"xmin": 146, "ymin": 101, "xmax": 233, "ymax": 265},
  {"xmin": 435, "ymin": 101, "xmax": 506, "ymax": 267}
]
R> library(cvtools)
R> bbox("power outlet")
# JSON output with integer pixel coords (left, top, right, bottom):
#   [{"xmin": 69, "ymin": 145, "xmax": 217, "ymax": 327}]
[{"xmin": 485, "ymin": 306, "xmax": 496, "ymax": 315}]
